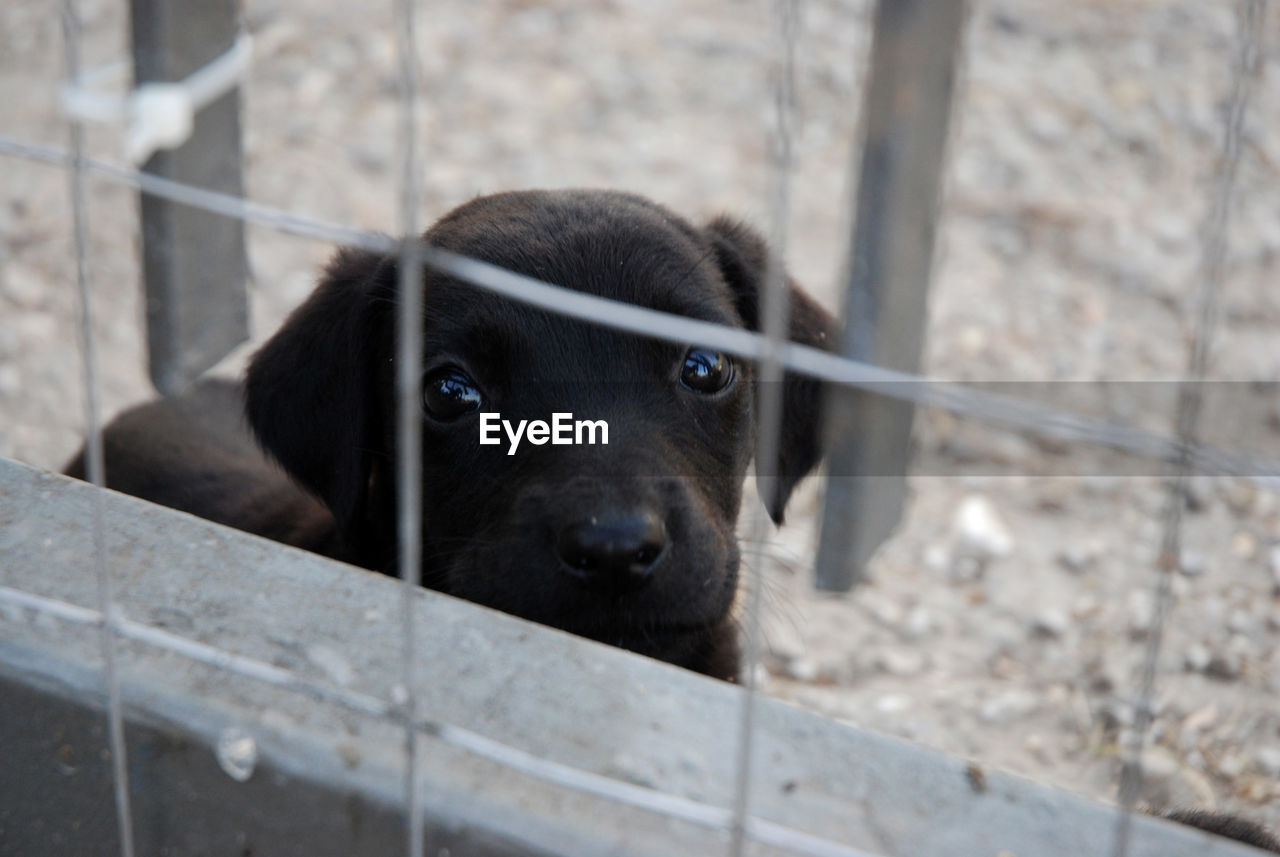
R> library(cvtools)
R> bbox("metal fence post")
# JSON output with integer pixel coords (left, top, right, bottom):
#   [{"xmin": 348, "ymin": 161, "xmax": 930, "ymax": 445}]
[
  {"xmin": 814, "ymin": 0, "xmax": 966, "ymax": 591},
  {"xmin": 130, "ymin": 0, "xmax": 248, "ymax": 395}
]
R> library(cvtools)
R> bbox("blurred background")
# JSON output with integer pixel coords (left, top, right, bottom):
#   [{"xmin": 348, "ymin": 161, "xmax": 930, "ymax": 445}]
[{"xmin": 1, "ymin": 0, "xmax": 1278, "ymax": 829}]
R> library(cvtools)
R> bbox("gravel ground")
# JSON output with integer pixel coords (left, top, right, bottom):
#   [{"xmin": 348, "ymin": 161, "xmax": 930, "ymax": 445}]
[{"xmin": 2, "ymin": 0, "xmax": 1279, "ymax": 835}]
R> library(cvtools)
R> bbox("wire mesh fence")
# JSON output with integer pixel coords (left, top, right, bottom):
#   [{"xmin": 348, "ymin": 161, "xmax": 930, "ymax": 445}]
[{"xmin": 1, "ymin": 0, "xmax": 1279, "ymax": 854}]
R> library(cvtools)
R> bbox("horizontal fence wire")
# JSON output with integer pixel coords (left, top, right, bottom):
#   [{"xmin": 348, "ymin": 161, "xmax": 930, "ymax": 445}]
[
  {"xmin": 0, "ymin": 584, "xmax": 880, "ymax": 857},
  {"xmin": 2, "ymin": 135, "xmax": 1278, "ymax": 487}
]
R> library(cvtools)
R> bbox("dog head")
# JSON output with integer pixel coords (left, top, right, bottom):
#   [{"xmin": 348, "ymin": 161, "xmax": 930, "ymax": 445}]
[{"xmin": 246, "ymin": 190, "xmax": 835, "ymax": 675}]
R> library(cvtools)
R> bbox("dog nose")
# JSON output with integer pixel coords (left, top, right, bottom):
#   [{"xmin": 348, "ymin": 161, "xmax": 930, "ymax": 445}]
[{"xmin": 556, "ymin": 510, "xmax": 667, "ymax": 589}]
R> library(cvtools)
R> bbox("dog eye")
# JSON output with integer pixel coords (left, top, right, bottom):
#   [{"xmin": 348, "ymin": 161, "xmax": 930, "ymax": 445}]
[
  {"xmin": 421, "ymin": 366, "xmax": 483, "ymax": 420},
  {"xmin": 680, "ymin": 348, "xmax": 734, "ymax": 394}
]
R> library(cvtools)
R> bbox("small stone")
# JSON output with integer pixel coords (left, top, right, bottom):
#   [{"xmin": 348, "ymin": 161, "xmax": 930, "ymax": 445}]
[
  {"xmin": 1035, "ymin": 485, "xmax": 1070, "ymax": 513},
  {"xmin": 1135, "ymin": 745, "xmax": 1207, "ymax": 807},
  {"xmin": 902, "ymin": 606, "xmax": 934, "ymax": 640},
  {"xmin": 988, "ymin": 223, "xmax": 1027, "ymax": 258},
  {"xmin": 1057, "ymin": 544, "xmax": 1098, "ymax": 574},
  {"xmin": 1204, "ymin": 649, "xmax": 1243, "ymax": 681},
  {"xmin": 1178, "ymin": 549, "xmax": 1207, "ymax": 577},
  {"xmin": 1149, "ymin": 210, "xmax": 1190, "ymax": 247},
  {"xmin": 861, "ymin": 591, "xmax": 904, "ymax": 627},
  {"xmin": 1085, "ymin": 655, "xmax": 1123, "ymax": 695},
  {"xmin": 1031, "ymin": 607, "xmax": 1071, "ymax": 639},
  {"xmin": 350, "ymin": 145, "xmax": 389, "ymax": 174},
  {"xmin": 1254, "ymin": 747, "xmax": 1280, "ymax": 778},
  {"xmin": 1183, "ymin": 478, "xmax": 1213, "ymax": 513},
  {"xmin": 1184, "ymin": 643, "xmax": 1212, "ymax": 673},
  {"xmin": 1100, "ymin": 699, "xmax": 1134, "ymax": 732},
  {"xmin": 336, "ymin": 743, "xmax": 362, "ymax": 770},
  {"xmin": 1, "ymin": 263, "xmax": 43, "ymax": 305},
  {"xmin": 875, "ymin": 647, "xmax": 927, "ymax": 678},
  {"xmin": 1072, "ymin": 594, "xmax": 1102, "ymax": 620},
  {"xmin": 924, "ymin": 544, "xmax": 950, "ymax": 576},
  {"xmin": 1181, "ymin": 704, "xmax": 1218, "ymax": 733},
  {"xmin": 1140, "ymin": 746, "xmax": 1180, "ymax": 784},
  {"xmin": 1024, "ymin": 733, "xmax": 1051, "ymax": 763},
  {"xmin": 957, "ymin": 326, "xmax": 988, "ymax": 357},
  {"xmin": 296, "ymin": 69, "xmax": 335, "ymax": 108},
  {"xmin": 784, "ymin": 657, "xmax": 819, "ymax": 683},
  {"xmin": 1024, "ymin": 105, "xmax": 1070, "ymax": 143},
  {"xmin": 980, "ymin": 690, "xmax": 1038, "ymax": 724},
  {"xmin": 951, "ymin": 496, "xmax": 1015, "ymax": 563},
  {"xmin": 952, "ymin": 555, "xmax": 984, "ymax": 583},
  {"xmin": 988, "ymin": 651, "xmax": 1020, "ymax": 680},
  {"xmin": 1231, "ymin": 531, "xmax": 1258, "ymax": 560},
  {"xmin": 17, "ymin": 312, "xmax": 56, "ymax": 344},
  {"xmin": 1217, "ymin": 754, "xmax": 1247, "ymax": 779},
  {"xmin": 875, "ymin": 694, "xmax": 911, "ymax": 714},
  {"xmin": 1129, "ymin": 591, "xmax": 1156, "ymax": 638},
  {"xmin": 215, "ymin": 729, "xmax": 258, "ymax": 783},
  {"xmin": 765, "ymin": 630, "xmax": 805, "ymax": 664},
  {"xmin": 1268, "ymin": 545, "xmax": 1280, "ymax": 592},
  {"xmin": 1222, "ymin": 480, "xmax": 1258, "ymax": 517},
  {"xmin": 1226, "ymin": 609, "xmax": 1253, "ymax": 636},
  {"xmin": 0, "ymin": 364, "xmax": 19, "ymax": 397}
]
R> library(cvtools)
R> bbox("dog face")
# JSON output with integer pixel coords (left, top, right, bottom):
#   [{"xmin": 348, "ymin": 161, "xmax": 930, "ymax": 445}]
[{"xmin": 245, "ymin": 190, "xmax": 834, "ymax": 675}]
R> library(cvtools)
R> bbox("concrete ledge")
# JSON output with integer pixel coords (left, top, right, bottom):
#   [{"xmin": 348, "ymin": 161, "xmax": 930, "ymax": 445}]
[{"xmin": 0, "ymin": 457, "xmax": 1263, "ymax": 855}]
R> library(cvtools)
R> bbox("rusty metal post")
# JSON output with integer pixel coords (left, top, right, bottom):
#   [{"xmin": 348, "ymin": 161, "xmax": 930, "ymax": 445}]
[
  {"xmin": 815, "ymin": 0, "xmax": 966, "ymax": 591},
  {"xmin": 130, "ymin": 0, "xmax": 248, "ymax": 395}
]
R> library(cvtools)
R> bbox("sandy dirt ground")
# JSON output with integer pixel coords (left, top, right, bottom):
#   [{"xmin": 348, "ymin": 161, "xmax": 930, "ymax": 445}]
[{"xmin": 2, "ymin": 0, "xmax": 1279, "ymax": 836}]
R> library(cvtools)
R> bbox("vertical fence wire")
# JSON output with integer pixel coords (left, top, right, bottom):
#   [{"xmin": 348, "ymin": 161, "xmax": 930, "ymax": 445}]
[
  {"xmin": 394, "ymin": 0, "xmax": 426, "ymax": 853},
  {"xmin": 1111, "ymin": 2, "xmax": 1266, "ymax": 855},
  {"xmin": 728, "ymin": 0, "xmax": 800, "ymax": 852},
  {"xmin": 60, "ymin": 2, "xmax": 137, "ymax": 855}
]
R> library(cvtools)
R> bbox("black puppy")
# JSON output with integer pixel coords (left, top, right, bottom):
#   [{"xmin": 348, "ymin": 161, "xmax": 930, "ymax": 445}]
[{"xmin": 68, "ymin": 190, "xmax": 834, "ymax": 680}]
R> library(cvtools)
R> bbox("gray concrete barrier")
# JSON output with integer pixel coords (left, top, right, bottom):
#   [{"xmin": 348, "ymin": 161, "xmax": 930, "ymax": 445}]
[{"xmin": 0, "ymin": 457, "xmax": 1263, "ymax": 856}]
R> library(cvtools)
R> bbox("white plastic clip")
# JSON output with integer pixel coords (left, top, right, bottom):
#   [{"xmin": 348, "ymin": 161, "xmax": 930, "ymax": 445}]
[{"xmin": 60, "ymin": 34, "xmax": 252, "ymax": 165}]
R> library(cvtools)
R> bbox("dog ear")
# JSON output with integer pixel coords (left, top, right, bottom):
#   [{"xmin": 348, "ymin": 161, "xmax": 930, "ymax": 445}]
[
  {"xmin": 244, "ymin": 247, "xmax": 397, "ymax": 539},
  {"xmin": 704, "ymin": 216, "xmax": 837, "ymax": 525}
]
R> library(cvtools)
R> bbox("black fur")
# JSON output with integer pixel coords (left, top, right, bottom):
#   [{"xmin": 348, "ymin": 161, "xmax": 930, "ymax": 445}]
[
  {"xmin": 1165, "ymin": 809, "xmax": 1280, "ymax": 853},
  {"xmin": 67, "ymin": 190, "xmax": 836, "ymax": 680}
]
